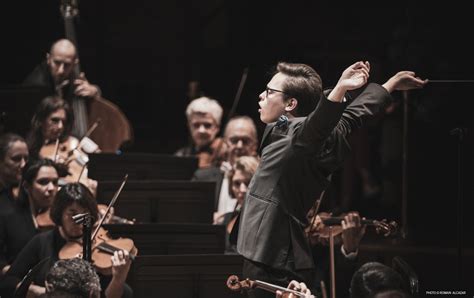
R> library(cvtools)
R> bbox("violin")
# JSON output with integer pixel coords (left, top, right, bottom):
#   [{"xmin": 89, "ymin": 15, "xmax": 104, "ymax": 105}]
[
  {"xmin": 226, "ymin": 275, "xmax": 311, "ymax": 297},
  {"xmin": 59, "ymin": 226, "xmax": 137, "ymax": 275},
  {"xmin": 97, "ymin": 204, "xmax": 135, "ymax": 225},
  {"xmin": 58, "ymin": 175, "xmax": 138, "ymax": 274},
  {"xmin": 39, "ymin": 136, "xmax": 98, "ymax": 195},
  {"xmin": 305, "ymin": 211, "xmax": 398, "ymax": 246},
  {"xmin": 197, "ymin": 137, "xmax": 227, "ymax": 168}
]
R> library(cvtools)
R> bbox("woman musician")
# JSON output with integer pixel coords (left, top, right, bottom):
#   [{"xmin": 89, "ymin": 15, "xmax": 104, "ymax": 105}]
[
  {"xmin": 0, "ymin": 183, "xmax": 132, "ymax": 297},
  {"xmin": 27, "ymin": 96, "xmax": 98, "ymax": 195},
  {"xmin": 0, "ymin": 159, "xmax": 59, "ymax": 276}
]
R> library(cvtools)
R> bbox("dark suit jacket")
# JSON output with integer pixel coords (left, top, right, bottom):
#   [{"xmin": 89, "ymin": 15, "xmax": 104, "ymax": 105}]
[{"xmin": 237, "ymin": 83, "xmax": 391, "ymax": 272}]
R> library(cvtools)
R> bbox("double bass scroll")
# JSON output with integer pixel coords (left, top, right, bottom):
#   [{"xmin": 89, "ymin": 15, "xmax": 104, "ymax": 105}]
[{"xmin": 60, "ymin": 0, "xmax": 133, "ymax": 153}]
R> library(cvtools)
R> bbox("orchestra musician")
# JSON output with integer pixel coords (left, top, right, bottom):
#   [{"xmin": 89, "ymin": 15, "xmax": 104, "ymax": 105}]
[
  {"xmin": 0, "ymin": 183, "xmax": 132, "ymax": 298},
  {"xmin": 27, "ymin": 96, "xmax": 98, "ymax": 195},
  {"xmin": 23, "ymin": 39, "xmax": 101, "ymax": 138},
  {"xmin": 0, "ymin": 159, "xmax": 59, "ymax": 276},
  {"xmin": 175, "ymin": 96, "xmax": 224, "ymax": 168},
  {"xmin": 193, "ymin": 116, "xmax": 258, "ymax": 221},
  {"xmin": 218, "ymin": 155, "xmax": 259, "ymax": 253},
  {"xmin": 0, "ymin": 133, "xmax": 29, "ymax": 215}
]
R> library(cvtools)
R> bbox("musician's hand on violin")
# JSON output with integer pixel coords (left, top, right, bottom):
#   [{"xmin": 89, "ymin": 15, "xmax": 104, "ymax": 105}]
[
  {"xmin": 275, "ymin": 280, "xmax": 315, "ymax": 298},
  {"xmin": 74, "ymin": 72, "xmax": 100, "ymax": 98},
  {"xmin": 341, "ymin": 212, "xmax": 366, "ymax": 254},
  {"xmin": 99, "ymin": 206, "xmax": 115, "ymax": 224},
  {"xmin": 27, "ymin": 283, "xmax": 46, "ymax": 296},
  {"xmin": 110, "ymin": 249, "xmax": 131, "ymax": 283}
]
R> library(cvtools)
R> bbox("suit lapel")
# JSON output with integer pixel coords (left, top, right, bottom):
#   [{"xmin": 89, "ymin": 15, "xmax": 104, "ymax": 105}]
[{"xmin": 258, "ymin": 123, "xmax": 276, "ymax": 155}]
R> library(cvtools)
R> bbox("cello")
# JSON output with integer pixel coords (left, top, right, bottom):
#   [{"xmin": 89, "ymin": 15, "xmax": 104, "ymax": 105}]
[{"xmin": 60, "ymin": 0, "xmax": 133, "ymax": 153}]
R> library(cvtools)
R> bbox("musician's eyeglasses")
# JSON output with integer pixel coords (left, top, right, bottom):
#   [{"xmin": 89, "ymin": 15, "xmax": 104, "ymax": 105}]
[
  {"xmin": 265, "ymin": 87, "xmax": 290, "ymax": 98},
  {"xmin": 228, "ymin": 136, "xmax": 254, "ymax": 146}
]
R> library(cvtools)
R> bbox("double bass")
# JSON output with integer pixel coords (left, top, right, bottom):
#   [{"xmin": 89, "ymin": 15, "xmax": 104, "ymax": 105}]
[{"xmin": 60, "ymin": 0, "xmax": 133, "ymax": 153}]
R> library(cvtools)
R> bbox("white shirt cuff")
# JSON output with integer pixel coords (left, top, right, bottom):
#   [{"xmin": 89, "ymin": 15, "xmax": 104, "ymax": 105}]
[{"xmin": 341, "ymin": 245, "xmax": 358, "ymax": 260}]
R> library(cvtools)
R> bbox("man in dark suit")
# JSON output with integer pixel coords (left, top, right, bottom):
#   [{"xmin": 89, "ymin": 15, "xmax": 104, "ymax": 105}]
[{"xmin": 236, "ymin": 61, "xmax": 426, "ymax": 297}]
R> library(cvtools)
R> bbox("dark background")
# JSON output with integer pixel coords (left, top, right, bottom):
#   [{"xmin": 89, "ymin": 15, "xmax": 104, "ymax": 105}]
[{"xmin": 1, "ymin": 0, "xmax": 473, "ymax": 292}]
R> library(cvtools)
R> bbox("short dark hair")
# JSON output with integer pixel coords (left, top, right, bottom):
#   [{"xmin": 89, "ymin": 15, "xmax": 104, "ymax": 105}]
[
  {"xmin": 27, "ymin": 96, "xmax": 74, "ymax": 158},
  {"xmin": 46, "ymin": 258, "xmax": 101, "ymax": 298},
  {"xmin": 275, "ymin": 62, "xmax": 323, "ymax": 117},
  {"xmin": 350, "ymin": 262, "xmax": 405, "ymax": 298},
  {"xmin": 0, "ymin": 133, "xmax": 26, "ymax": 161},
  {"xmin": 50, "ymin": 183, "xmax": 98, "ymax": 226}
]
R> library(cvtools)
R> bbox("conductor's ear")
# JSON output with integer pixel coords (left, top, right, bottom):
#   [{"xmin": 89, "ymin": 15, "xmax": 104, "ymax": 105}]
[{"xmin": 285, "ymin": 98, "xmax": 298, "ymax": 112}]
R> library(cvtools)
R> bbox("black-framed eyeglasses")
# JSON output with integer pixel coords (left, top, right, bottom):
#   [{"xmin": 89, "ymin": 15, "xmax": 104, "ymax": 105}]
[
  {"xmin": 228, "ymin": 136, "xmax": 254, "ymax": 146},
  {"xmin": 265, "ymin": 86, "xmax": 289, "ymax": 98}
]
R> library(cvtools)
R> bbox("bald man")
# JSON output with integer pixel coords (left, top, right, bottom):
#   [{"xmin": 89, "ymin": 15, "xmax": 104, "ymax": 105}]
[
  {"xmin": 193, "ymin": 116, "xmax": 259, "ymax": 222},
  {"xmin": 24, "ymin": 39, "xmax": 101, "ymax": 136},
  {"xmin": 25, "ymin": 39, "xmax": 99, "ymax": 98},
  {"xmin": 223, "ymin": 116, "xmax": 258, "ymax": 166}
]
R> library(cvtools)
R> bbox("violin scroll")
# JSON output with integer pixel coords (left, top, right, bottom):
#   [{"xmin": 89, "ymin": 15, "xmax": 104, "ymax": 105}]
[
  {"xmin": 226, "ymin": 275, "xmax": 255, "ymax": 291},
  {"xmin": 226, "ymin": 275, "xmax": 310, "ymax": 297},
  {"xmin": 373, "ymin": 219, "xmax": 398, "ymax": 237}
]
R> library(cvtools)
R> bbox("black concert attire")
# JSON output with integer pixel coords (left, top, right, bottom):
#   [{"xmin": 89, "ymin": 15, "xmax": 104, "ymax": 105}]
[
  {"xmin": 0, "ymin": 199, "xmax": 39, "ymax": 273},
  {"xmin": 0, "ymin": 228, "xmax": 133, "ymax": 298},
  {"xmin": 237, "ymin": 84, "xmax": 392, "ymax": 297},
  {"xmin": 0, "ymin": 186, "xmax": 16, "ymax": 216}
]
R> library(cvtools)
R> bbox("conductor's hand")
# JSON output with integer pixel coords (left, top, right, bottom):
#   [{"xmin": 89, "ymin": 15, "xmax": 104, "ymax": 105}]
[
  {"xmin": 329, "ymin": 61, "xmax": 370, "ymax": 102},
  {"xmin": 382, "ymin": 71, "xmax": 428, "ymax": 93},
  {"xmin": 337, "ymin": 61, "xmax": 370, "ymax": 90}
]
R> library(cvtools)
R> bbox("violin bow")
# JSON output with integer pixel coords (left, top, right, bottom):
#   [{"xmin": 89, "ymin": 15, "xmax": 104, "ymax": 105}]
[
  {"xmin": 91, "ymin": 174, "xmax": 128, "ymax": 240},
  {"xmin": 84, "ymin": 118, "xmax": 101, "ymax": 139},
  {"xmin": 329, "ymin": 228, "xmax": 336, "ymax": 298},
  {"xmin": 53, "ymin": 138, "xmax": 60, "ymax": 163},
  {"xmin": 228, "ymin": 67, "xmax": 249, "ymax": 121},
  {"xmin": 63, "ymin": 119, "xmax": 101, "ymax": 168},
  {"xmin": 73, "ymin": 118, "xmax": 101, "ymax": 154},
  {"xmin": 307, "ymin": 174, "xmax": 332, "ymax": 237},
  {"xmin": 209, "ymin": 67, "xmax": 249, "ymax": 163},
  {"xmin": 320, "ymin": 280, "xmax": 328, "ymax": 298},
  {"xmin": 76, "ymin": 163, "xmax": 88, "ymax": 183}
]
